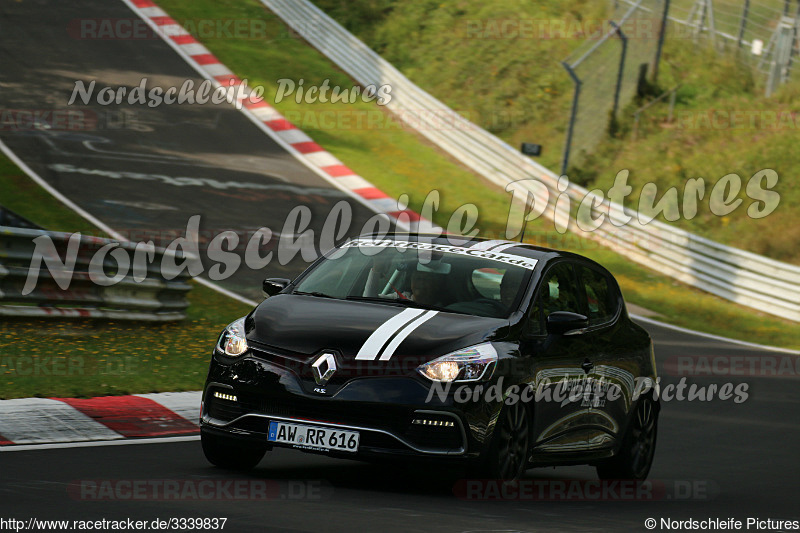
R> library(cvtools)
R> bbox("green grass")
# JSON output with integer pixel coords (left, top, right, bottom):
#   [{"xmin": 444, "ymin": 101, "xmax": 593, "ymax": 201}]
[
  {"xmin": 0, "ymin": 156, "xmax": 98, "ymax": 233},
  {"xmin": 0, "ymin": 287, "xmax": 249, "ymax": 400}
]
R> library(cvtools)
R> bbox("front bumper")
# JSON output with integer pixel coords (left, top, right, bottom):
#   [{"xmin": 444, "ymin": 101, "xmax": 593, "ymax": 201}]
[{"xmin": 201, "ymin": 350, "xmax": 498, "ymax": 460}]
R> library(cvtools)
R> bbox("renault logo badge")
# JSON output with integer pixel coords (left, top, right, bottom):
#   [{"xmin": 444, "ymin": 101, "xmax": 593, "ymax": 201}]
[{"xmin": 312, "ymin": 353, "xmax": 337, "ymax": 385}]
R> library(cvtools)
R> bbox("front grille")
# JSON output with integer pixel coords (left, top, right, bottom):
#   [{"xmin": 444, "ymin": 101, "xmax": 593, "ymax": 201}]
[
  {"xmin": 237, "ymin": 393, "xmax": 409, "ymax": 431},
  {"xmin": 225, "ymin": 391, "xmax": 466, "ymax": 453},
  {"xmin": 228, "ymin": 416, "xmax": 406, "ymax": 451}
]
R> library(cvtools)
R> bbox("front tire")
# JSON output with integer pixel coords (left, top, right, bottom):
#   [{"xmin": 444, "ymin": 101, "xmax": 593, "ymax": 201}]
[
  {"xmin": 478, "ymin": 402, "xmax": 531, "ymax": 481},
  {"xmin": 201, "ymin": 431, "xmax": 268, "ymax": 470},
  {"xmin": 597, "ymin": 398, "xmax": 658, "ymax": 480}
]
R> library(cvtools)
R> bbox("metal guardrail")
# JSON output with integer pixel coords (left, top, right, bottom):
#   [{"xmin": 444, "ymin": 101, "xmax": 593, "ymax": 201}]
[
  {"xmin": 0, "ymin": 225, "xmax": 191, "ymax": 321},
  {"xmin": 263, "ymin": 0, "xmax": 800, "ymax": 322}
]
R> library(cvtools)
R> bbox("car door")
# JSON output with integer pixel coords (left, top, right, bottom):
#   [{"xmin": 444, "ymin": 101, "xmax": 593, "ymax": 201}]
[
  {"xmin": 575, "ymin": 263, "xmax": 634, "ymax": 449},
  {"xmin": 520, "ymin": 261, "xmax": 595, "ymax": 453}
]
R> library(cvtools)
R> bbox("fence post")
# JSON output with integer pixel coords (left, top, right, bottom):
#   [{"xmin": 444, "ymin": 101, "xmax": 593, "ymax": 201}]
[
  {"xmin": 694, "ymin": 0, "xmax": 707, "ymax": 42},
  {"xmin": 610, "ymin": 21, "xmax": 628, "ymax": 120},
  {"xmin": 766, "ymin": 16, "xmax": 796, "ymax": 96},
  {"xmin": 653, "ymin": 0, "xmax": 671, "ymax": 82},
  {"xmin": 561, "ymin": 62, "xmax": 582, "ymax": 176},
  {"xmin": 737, "ymin": 0, "xmax": 750, "ymax": 48},
  {"xmin": 706, "ymin": 0, "xmax": 717, "ymax": 46},
  {"xmin": 791, "ymin": 0, "xmax": 800, "ymax": 65}
]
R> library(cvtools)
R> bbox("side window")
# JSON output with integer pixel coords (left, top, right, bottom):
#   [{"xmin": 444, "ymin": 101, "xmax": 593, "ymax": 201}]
[
  {"xmin": 579, "ymin": 266, "xmax": 616, "ymax": 326},
  {"xmin": 525, "ymin": 263, "xmax": 581, "ymax": 335}
]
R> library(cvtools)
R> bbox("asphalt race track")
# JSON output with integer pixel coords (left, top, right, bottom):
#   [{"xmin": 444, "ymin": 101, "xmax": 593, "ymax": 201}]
[
  {"xmin": 0, "ymin": 0, "xmax": 382, "ymax": 302},
  {"xmin": 1, "ymin": 1, "xmax": 799, "ymax": 532},
  {"xmin": 2, "ymin": 322, "xmax": 799, "ymax": 531}
]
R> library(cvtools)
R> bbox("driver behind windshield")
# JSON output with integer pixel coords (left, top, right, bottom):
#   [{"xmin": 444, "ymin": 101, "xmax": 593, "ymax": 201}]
[{"xmin": 409, "ymin": 270, "xmax": 440, "ymax": 306}]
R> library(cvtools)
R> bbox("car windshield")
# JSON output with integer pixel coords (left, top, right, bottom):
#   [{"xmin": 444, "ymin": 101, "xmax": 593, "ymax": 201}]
[{"xmin": 292, "ymin": 240, "xmax": 536, "ymax": 318}]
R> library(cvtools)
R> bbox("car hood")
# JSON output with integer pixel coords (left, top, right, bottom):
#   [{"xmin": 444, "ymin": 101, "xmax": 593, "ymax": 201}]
[{"xmin": 247, "ymin": 294, "xmax": 509, "ymax": 363}]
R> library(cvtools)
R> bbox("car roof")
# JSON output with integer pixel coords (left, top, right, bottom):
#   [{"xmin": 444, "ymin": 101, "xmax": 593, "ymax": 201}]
[{"xmin": 354, "ymin": 232, "xmax": 603, "ymax": 270}]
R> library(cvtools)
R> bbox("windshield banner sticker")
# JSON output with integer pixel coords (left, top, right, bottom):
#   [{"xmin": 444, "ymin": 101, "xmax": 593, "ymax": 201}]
[{"xmin": 343, "ymin": 239, "xmax": 539, "ymax": 270}]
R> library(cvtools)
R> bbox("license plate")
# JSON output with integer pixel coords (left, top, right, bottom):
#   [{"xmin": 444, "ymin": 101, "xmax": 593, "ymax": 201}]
[{"xmin": 267, "ymin": 420, "xmax": 360, "ymax": 453}]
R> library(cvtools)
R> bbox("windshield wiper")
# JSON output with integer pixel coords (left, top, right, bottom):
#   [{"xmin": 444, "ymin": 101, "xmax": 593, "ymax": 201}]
[
  {"xmin": 400, "ymin": 300, "xmax": 461, "ymax": 314},
  {"xmin": 293, "ymin": 290, "xmax": 339, "ymax": 299},
  {"xmin": 347, "ymin": 295, "xmax": 462, "ymax": 314},
  {"xmin": 345, "ymin": 295, "xmax": 402, "ymax": 304}
]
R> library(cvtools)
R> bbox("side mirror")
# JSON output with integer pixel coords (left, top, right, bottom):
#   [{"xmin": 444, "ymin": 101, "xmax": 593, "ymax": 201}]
[
  {"xmin": 263, "ymin": 277, "xmax": 291, "ymax": 297},
  {"xmin": 546, "ymin": 311, "xmax": 589, "ymax": 336}
]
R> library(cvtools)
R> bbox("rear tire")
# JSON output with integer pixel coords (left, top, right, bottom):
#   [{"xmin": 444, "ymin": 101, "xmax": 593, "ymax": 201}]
[
  {"xmin": 475, "ymin": 402, "xmax": 531, "ymax": 481},
  {"xmin": 201, "ymin": 431, "xmax": 267, "ymax": 470},
  {"xmin": 597, "ymin": 398, "xmax": 658, "ymax": 480}
]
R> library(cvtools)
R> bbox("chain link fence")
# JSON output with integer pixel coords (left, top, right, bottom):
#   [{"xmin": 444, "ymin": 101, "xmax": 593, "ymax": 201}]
[
  {"xmin": 643, "ymin": 0, "xmax": 800, "ymax": 95},
  {"xmin": 562, "ymin": 0, "xmax": 799, "ymax": 172},
  {"xmin": 561, "ymin": 0, "xmax": 668, "ymax": 174}
]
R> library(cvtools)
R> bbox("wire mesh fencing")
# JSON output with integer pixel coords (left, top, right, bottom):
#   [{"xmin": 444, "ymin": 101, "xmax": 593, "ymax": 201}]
[
  {"xmin": 645, "ymin": 0, "xmax": 800, "ymax": 95},
  {"xmin": 561, "ymin": 0, "xmax": 668, "ymax": 174}
]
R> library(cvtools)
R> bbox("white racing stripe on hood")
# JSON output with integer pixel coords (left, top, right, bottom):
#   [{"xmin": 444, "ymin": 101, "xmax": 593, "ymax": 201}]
[
  {"xmin": 354, "ymin": 308, "xmax": 426, "ymax": 360},
  {"xmin": 378, "ymin": 310, "xmax": 439, "ymax": 360}
]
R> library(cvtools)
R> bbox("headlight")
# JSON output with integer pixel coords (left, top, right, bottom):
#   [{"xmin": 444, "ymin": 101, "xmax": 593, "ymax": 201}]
[
  {"xmin": 417, "ymin": 343, "xmax": 497, "ymax": 383},
  {"xmin": 216, "ymin": 317, "xmax": 248, "ymax": 357}
]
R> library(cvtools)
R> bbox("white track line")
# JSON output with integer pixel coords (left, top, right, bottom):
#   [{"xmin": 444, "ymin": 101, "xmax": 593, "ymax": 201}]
[
  {"xmin": 0, "ymin": 139, "xmax": 257, "ymax": 307},
  {"xmin": 0, "ymin": 435, "xmax": 200, "ymax": 452},
  {"xmin": 630, "ymin": 313, "xmax": 800, "ymax": 355}
]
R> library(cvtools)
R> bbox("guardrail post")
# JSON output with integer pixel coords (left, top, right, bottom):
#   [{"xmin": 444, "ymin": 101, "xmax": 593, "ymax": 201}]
[{"xmin": 766, "ymin": 16, "xmax": 796, "ymax": 96}]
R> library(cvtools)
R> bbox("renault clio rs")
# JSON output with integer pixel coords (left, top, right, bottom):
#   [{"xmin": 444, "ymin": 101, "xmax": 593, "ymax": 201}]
[{"xmin": 200, "ymin": 234, "xmax": 659, "ymax": 480}]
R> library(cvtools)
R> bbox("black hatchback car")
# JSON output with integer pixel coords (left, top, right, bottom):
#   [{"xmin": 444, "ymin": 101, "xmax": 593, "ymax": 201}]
[{"xmin": 201, "ymin": 234, "xmax": 659, "ymax": 480}]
